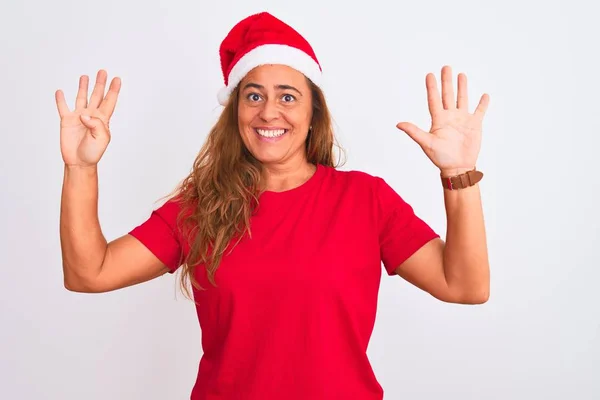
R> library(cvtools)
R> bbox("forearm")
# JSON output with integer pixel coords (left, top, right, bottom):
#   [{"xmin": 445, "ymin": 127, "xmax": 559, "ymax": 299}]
[
  {"xmin": 442, "ymin": 182, "xmax": 490, "ymax": 303},
  {"xmin": 60, "ymin": 165, "xmax": 108, "ymax": 287}
]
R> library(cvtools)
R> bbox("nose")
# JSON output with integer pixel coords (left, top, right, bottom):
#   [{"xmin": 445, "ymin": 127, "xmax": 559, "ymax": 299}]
[{"xmin": 258, "ymin": 98, "xmax": 280, "ymax": 121}]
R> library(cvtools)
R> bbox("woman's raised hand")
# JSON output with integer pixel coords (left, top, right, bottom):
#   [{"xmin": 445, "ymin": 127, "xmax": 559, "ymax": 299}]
[{"xmin": 55, "ymin": 70, "xmax": 121, "ymax": 167}]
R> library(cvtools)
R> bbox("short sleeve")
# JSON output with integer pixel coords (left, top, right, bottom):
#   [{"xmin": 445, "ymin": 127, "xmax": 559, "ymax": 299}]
[
  {"xmin": 128, "ymin": 199, "xmax": 184, "ymax": 273},
  {"xmin": 376, "ymin": 177, "xmax": 440, "ymax": 275}
]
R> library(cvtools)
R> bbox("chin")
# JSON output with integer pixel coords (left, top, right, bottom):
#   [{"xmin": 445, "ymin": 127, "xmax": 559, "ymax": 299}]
[{"xmin": 249, "ymin": 149, "xmax": 291, "ymax": 165}]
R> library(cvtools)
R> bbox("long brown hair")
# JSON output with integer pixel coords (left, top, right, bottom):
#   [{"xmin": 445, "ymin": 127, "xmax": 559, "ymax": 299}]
[{"xmin": 170, "ymin": 78, "xmax": 344, "ymax": 297}]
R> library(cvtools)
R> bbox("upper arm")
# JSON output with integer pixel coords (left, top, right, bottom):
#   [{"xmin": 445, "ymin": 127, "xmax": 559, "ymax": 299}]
[
  {"xmin": 392, "ymin": 237, "xmax": 458, "ymax": 303},
  {"xmin": 375, "ymin": 176, "xmax": 455, "ymax": 301},
  {"xmin": 69, "ymin": 199, "xmax": 185, "ymax": 293},
  {"xmin": 84, "ymin": 234, "xmax": 171, "ymax": 293}
]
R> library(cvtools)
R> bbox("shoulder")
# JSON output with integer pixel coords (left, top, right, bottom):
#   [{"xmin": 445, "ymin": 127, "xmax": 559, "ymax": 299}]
[
  {"xmin": 321, "ymin": 165, "xmax": 391, "ymax": 196},
  {"xmin": 153, "ymin": 197, "xmax": 181, "ymax": 220},
  {"xmin": 321, "ymin": 165, "xmax": 414, "ymax": 212},
  {"xmin": 321, "ymin": 165, "xmax": 383, "ymax": 187},
  {"xmin": 149, "ymin": 194, "xmax": 194, "ymax": 231}
]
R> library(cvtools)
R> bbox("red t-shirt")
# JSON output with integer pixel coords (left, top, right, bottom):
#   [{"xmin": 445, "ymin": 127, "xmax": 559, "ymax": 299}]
[{"xmin": 129, "ymin": 163, "xmax": 439, "ymax": 399}]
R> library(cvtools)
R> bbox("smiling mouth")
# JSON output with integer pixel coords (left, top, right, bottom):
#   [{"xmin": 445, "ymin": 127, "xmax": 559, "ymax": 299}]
[{"xmin": 255, "ymin": 128, "xmax": 288, "ymax": 139}]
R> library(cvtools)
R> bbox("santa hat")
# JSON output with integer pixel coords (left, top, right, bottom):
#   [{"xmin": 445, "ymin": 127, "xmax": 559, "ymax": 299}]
[{"xmin": 217, "ymin": 12, "xmax": 323, "ymax": 106}]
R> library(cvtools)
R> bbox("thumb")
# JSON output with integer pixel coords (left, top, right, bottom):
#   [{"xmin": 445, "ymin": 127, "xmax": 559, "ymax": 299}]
[
  {"xmin": 80, "ymin": 114, "xmax": 109, "ymax": 137},
  {"xmin": 396, "ymin": 122, "xmax": 429, "ymax": 148}
]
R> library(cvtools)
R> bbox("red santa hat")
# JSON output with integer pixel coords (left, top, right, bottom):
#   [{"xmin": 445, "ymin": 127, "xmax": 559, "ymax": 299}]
[{"xmin": 217, "ymin": 12, "xmax": 323, "ymax": 106}]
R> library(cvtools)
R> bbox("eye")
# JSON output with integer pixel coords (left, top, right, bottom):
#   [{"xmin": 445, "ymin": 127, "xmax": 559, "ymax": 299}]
[
  {"xmin": 247, "ymin": 93, "xmax": 262, "ymax": 102},
  {"xmin": 281, "ymin": 94, "xmax": 296, "ymax": 103}
]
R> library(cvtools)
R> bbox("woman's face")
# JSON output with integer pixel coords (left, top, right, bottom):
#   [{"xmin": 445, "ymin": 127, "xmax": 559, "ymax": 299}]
[{"xmin": 237, "ymin": 64, "xmax": 313, "ymax": 167}]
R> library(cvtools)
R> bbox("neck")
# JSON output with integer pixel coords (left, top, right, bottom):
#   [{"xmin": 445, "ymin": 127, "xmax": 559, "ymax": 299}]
[{"xmin": 261, "ymin": 158, "xmax": 316, "ymax": 193}]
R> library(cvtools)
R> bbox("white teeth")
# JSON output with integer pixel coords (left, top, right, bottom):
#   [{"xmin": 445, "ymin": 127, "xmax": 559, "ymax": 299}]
[{"xmin": 256, "ymin": 129, "xmax": 286, "ymax": 138}]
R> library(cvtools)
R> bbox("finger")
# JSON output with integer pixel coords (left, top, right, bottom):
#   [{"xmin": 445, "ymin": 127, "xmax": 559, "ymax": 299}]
[
  {"xmin": 89, "ymin": 70, "xmax": 108, "ymax": 109},
  {"xmin": 396, "ymin": 122, "xmax": 431, "ymax": 150},
  {"xmin": 457, "ymin": 73, "xmax": 468, "ymax": 110},
  {"xmin": 474, "ymin": 93, "xmax": 490, "ymax": 119},
  {"xmin": 99, "ymin": 77, "xmax": 122, "ymax": 118},
  {"xmin": 426, "ymin": 73, "xmax": 442, "ymax": 116},
  {"xmin": 80, "ymin": 114, "xmax": 110, "ymax": 139},
  {"xmin": 55, "ymin": 89, "xmax": 71, "ymax": 118},
  {"xmin": 75, "ymin": 75, "xmax": 89, "ymax": 110},
  {"xmin": 441, "ymin": 65, "xmax": 455, "ymax": 110}
]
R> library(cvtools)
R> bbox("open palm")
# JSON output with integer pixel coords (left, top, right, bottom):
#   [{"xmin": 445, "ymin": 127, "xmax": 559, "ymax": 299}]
[
  {"xmin": 55, "ymin": 70, "xmax": 121, "ymax": 167},
  {"xmin": 397, "ymin": 66, "xmax": 490, "ymax": 176}
]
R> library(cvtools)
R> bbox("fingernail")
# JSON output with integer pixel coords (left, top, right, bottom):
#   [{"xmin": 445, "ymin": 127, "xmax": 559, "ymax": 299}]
[{"xmin": 81, "ymin": 115, "xmax": 90, "ymax": 121}]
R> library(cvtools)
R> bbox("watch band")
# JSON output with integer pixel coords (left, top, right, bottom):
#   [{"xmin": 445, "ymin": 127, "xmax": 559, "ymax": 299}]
[{"xmin": 441, "ymin": 168, "xmax": 483, "ymax": 190}]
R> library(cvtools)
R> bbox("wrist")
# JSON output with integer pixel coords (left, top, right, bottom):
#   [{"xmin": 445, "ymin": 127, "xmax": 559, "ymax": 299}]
[
  {"xmin": 64, "ymin": 163, "xmax": 98, "ymax": 171},
  {"xmin": 439, "ymin": 166, "xmax": 475, "ymax": 178},
  {"xmin": 64, "ymin": 163, "xmax": 98, "ymax": 179}
]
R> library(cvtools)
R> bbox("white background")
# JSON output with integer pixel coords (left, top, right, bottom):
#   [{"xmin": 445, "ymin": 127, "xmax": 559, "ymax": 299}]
[{"xmin": 1, "ymin": 0, "xmax": 598, "ymax": 399}]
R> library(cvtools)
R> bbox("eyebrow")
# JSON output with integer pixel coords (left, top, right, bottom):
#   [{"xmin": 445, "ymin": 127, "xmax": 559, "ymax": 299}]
[{"xmin": 242, "ymin": 82, "xmax": 303, "ymax": 96}]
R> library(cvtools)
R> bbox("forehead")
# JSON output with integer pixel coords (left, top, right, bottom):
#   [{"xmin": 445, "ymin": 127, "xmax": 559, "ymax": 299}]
[{"xmin": 241, "ymin": 64, "xmax": 308, "ymax": 87}]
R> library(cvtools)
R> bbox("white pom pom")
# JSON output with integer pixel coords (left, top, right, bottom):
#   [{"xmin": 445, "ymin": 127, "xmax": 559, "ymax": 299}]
[{"xmin": 217, "ymin": 86, "xmax": 230, "ymax": 106}]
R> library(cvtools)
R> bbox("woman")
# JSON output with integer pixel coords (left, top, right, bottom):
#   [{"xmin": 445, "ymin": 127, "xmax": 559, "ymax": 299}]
[{"xmin": 56, "ymin": 11, "xmax": 490, "ymax": 400}]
